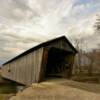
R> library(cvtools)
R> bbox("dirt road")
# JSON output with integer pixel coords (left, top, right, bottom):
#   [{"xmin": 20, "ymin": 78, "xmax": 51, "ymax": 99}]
[{"xmin": 9, "ymin": 79, "xmax": 100, "ymax": 100}]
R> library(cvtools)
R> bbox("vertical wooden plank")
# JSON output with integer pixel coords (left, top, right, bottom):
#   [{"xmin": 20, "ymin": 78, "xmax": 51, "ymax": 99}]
[
  {"xmin": 1, "ymin": 38, "xmax": 76, "ymax": 85},
  {"xmin": 1, "ymin": 47, "xmax": 44, "ymax": 85}
]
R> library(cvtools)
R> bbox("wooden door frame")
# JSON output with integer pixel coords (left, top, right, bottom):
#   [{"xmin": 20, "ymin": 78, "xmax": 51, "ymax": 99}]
[
  {"xmin": 39, "ymin": 47, "xmax": 48, "ymax": 82},
  {"xmin": 39, "ymin": 47, "xmax": 75, "ymax": 82}
]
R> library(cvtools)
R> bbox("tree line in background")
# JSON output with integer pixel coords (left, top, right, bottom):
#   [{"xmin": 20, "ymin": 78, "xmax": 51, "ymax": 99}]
[{"xmin": 73, "ymin": 14, "xmax": 100, "ymax": 76}]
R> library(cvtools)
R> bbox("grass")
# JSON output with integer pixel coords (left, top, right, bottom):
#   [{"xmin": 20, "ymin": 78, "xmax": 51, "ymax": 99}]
[
  {"xmin": 9, "ymin": 79, "xmax": 100, "ymax": 100},
  {"xmin": 0, "ymin": 83, "xmax": 17, "ymax": 94},
  {"xmin": 0, "ymin": 83, "xmax": 17, "ymax": 100},
  {"xmin": 0, "ymin": 76, "xmax": 17, "ymax": 100},
  {"xmin": 72, "ymin": 73, "xmax": 100, "ymax": 84},
  {"xmin": 0, "ymin": 94, "xmax": 13, "ymax": 100}
]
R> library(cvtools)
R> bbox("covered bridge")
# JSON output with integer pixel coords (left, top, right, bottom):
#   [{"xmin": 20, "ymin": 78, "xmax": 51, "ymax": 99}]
[{"xmin": 1, "ymin": 36, "xmax": 77, "ymax": 85}]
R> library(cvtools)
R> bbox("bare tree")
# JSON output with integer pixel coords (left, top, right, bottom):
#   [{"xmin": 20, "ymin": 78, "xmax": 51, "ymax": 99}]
[
  {"xmin": 73, "ymin": 38, "xmax": 85, "ymax": 74},
  {"xmin": 94, "ymin": 14, "xmax": 100, "ymax": 34},
  {"xmin": 85, "ymin": 51, "xmax": 94, "ymax": 76},
  {"xmin": 85, "ymin": 48, "xmax": 100, "ymax": 76}
]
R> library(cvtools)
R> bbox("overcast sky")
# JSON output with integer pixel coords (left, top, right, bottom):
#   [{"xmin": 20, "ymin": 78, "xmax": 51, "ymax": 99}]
[{"xmin": 0, "ymin": 0, "xmax": 100, "ymax": 64}]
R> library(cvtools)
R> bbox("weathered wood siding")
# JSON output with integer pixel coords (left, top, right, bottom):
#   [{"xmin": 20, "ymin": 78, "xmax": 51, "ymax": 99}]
[
  {"xmin": 39, "ymin": 39, "xmax": 75, "ymax": 80},
  {"xmin": 1, "ymin": 48, "xmax": 44, "ymax": 85},
  {"xmin": 1, "ymin": 37, "xmax": 76, "ymax": 85},
  {"xmin": 45, "ymin": 39, "xmax": 74, "ymax": 53}
]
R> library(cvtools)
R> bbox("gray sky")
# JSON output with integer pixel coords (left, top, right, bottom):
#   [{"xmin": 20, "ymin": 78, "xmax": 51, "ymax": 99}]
[{"xmin": 0, "ymin": 0, "xmax": 100, "ymax": 64}]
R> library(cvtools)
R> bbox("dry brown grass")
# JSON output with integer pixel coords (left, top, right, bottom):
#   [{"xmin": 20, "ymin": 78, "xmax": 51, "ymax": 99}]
[{"xmin": 9, "ymin": 79, "xmax": 100, "ymax": 100}]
